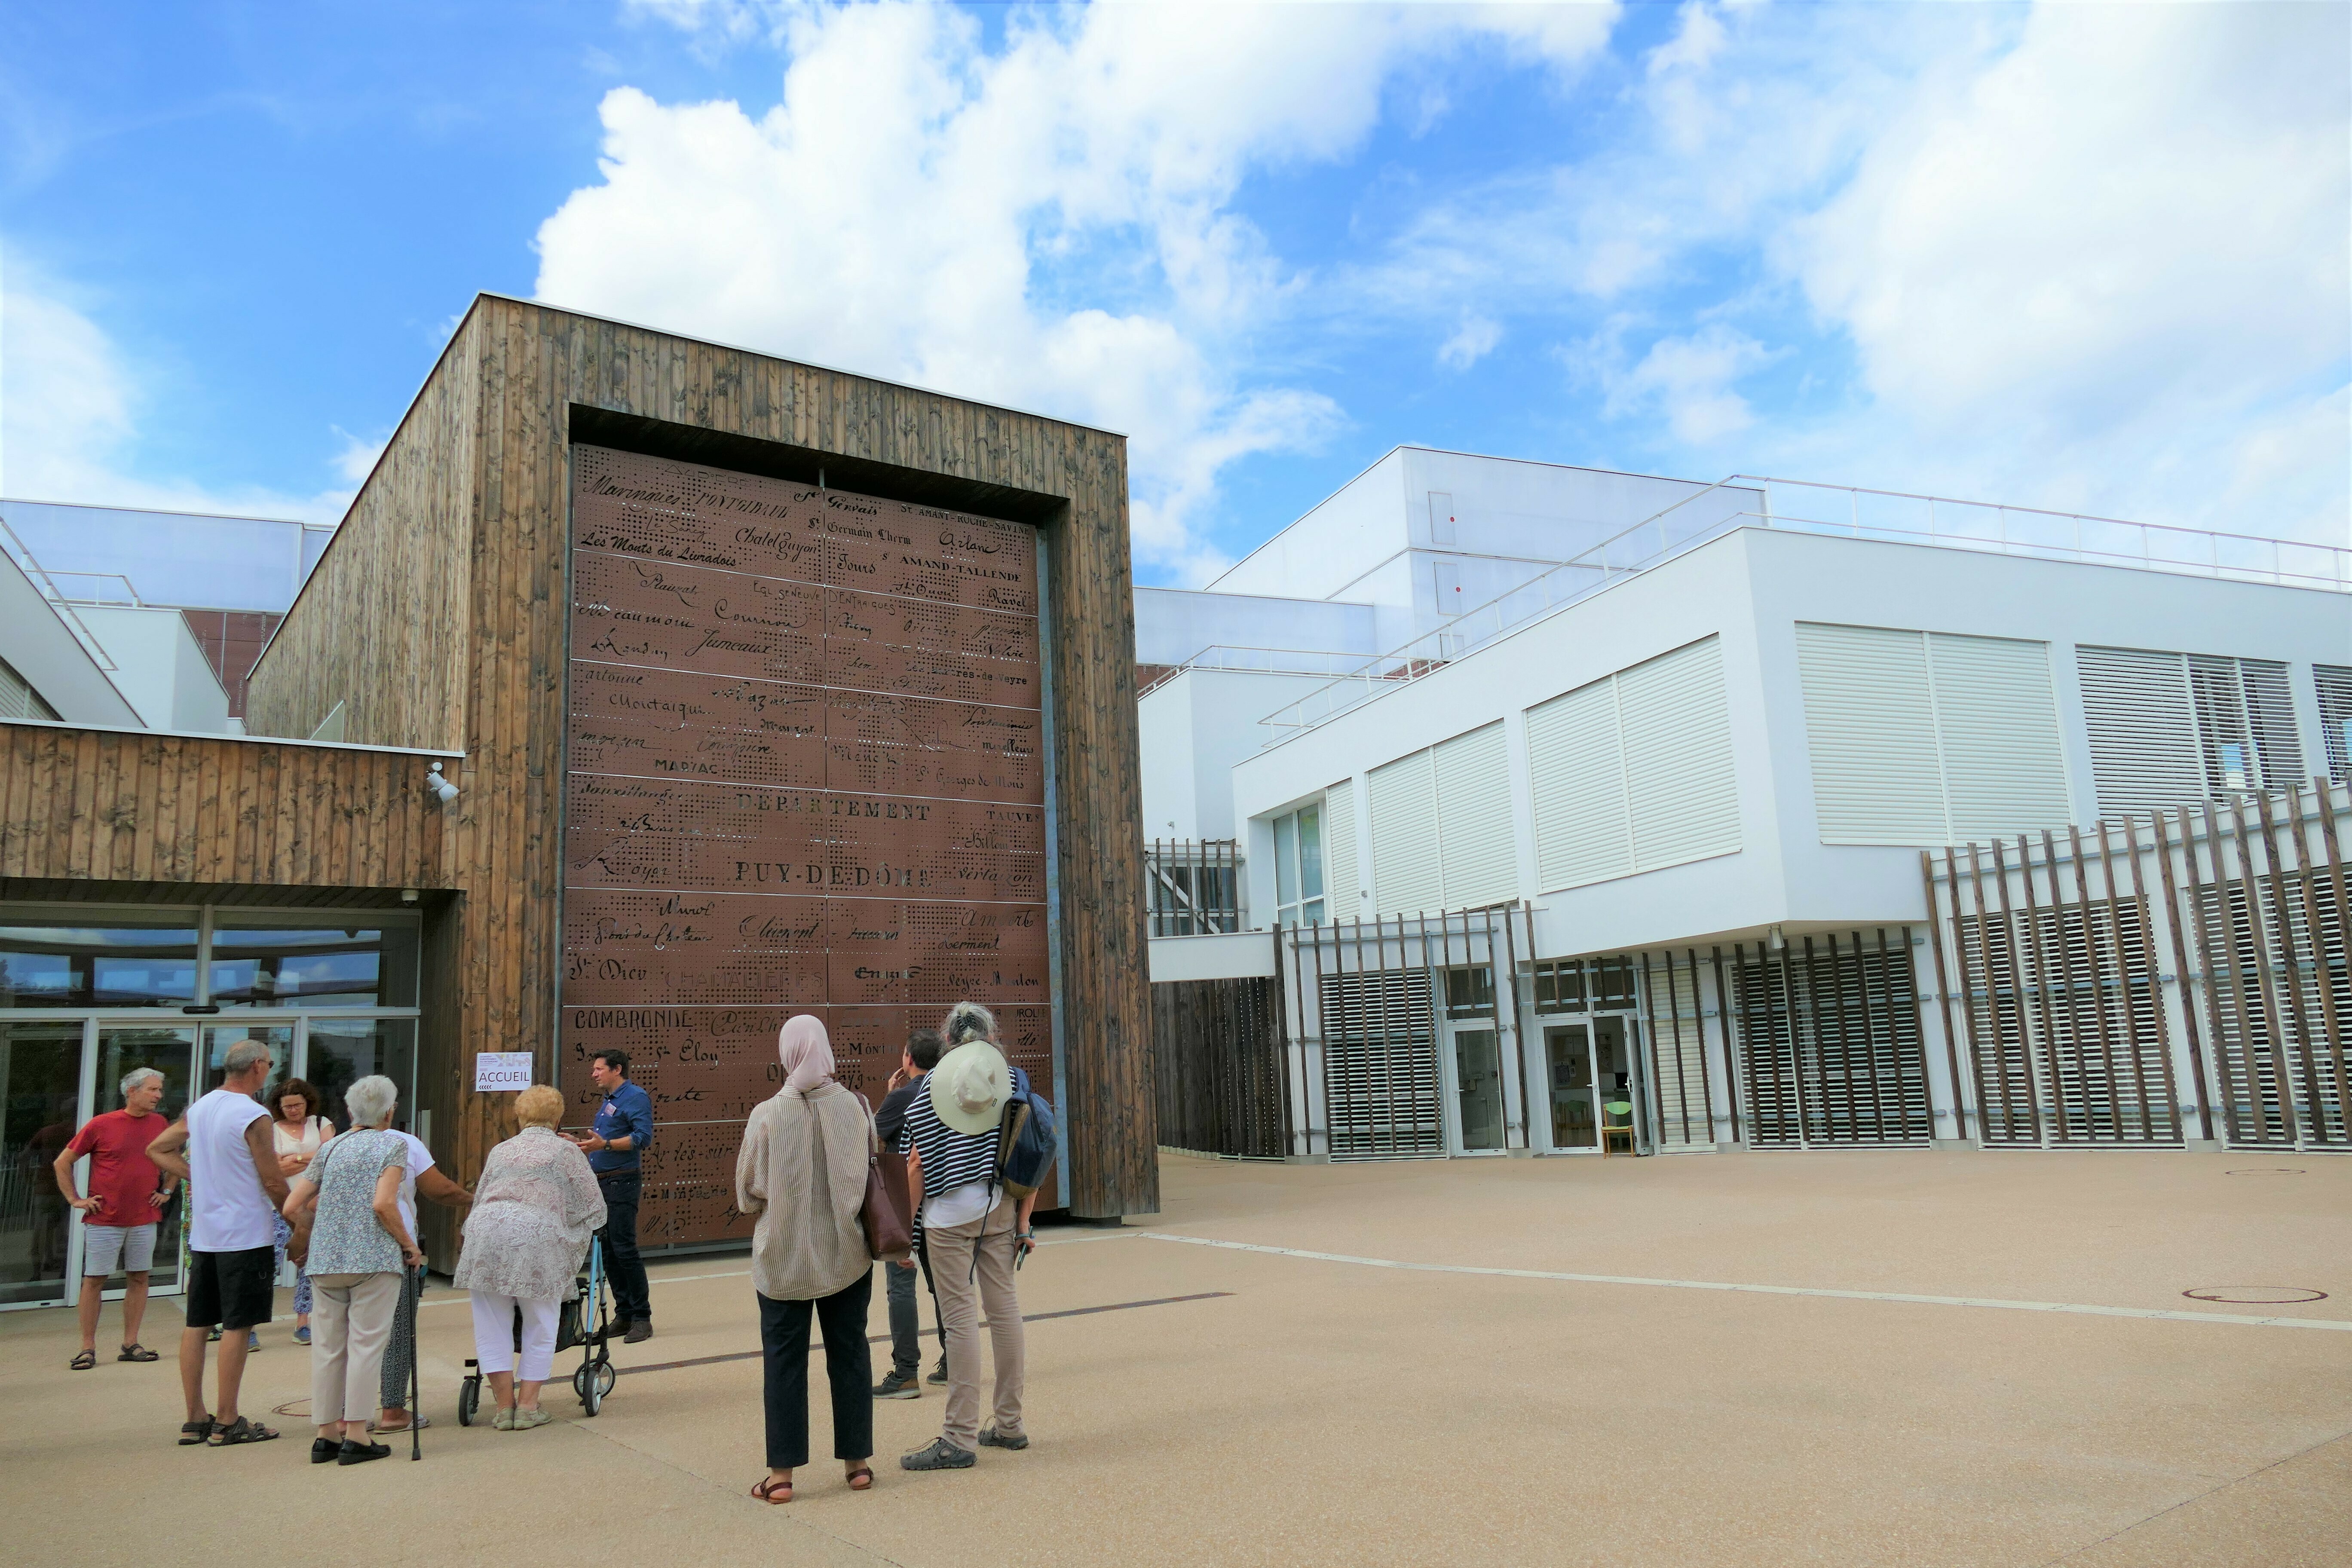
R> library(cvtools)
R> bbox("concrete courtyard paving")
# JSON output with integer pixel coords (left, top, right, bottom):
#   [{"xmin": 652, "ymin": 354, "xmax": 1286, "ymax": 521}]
[{"xmin": 4, "ymin": 1148, "xmax": 2346, "ymax": 1568}]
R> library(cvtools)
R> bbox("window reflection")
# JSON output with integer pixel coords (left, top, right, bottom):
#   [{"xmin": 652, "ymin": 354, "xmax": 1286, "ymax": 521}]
[
  {"xmin": 0, "ymin": 925, "xmax": 199, "ymax": 1008},
  {"xmin": 209, "ymin": 924, "xmax": 418, "ymax": 1009},
  {"xmin": 304, "ymin": 1019, "xmax": 417, "ymax": 1133}
]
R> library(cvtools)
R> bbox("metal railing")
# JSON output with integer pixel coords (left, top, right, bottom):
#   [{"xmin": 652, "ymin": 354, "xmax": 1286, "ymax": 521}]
[
  {"xmin": 1139, "ymin": 645, "xmax": 1383, "ymax": 698},
  {"xmin": 1257, "ymin": 476, "xmax": 2351, "ymax": 744},
  {"xmin": 1145, "ymin": 839, "xmax": 1245, "ymax": 935},
  {"xmin": 0, "ymin": 513, "xmax": 120, "ymax": 671}
]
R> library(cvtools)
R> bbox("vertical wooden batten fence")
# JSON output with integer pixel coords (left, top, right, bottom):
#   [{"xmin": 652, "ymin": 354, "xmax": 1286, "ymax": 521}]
[{"xmin": 1922, "ymin": 779, "xmax": 2349, "ymax": 1151}]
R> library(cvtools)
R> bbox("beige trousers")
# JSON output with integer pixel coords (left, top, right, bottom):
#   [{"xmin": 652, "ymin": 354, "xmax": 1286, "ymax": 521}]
[
  {"xmin": 310, "ymin": 1272, "xmax": 403, "ymax": 1428},
  {"xmin": 925, "ymin": 1197, "xmax": 1025, "ymax": 1452}
]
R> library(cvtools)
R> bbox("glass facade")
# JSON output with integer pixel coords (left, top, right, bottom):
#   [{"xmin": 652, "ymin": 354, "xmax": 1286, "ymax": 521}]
[
  {"xmin": 0, "ymin": 923, "xmax": 199, "ymax": 1008},
  {"xmin": 1272, "ymin": 804, "xmax": 1326, "ymax": 928},
  {"xmin": 0, "ymin": 903, "xmax": 422, "ymax": 1309}
]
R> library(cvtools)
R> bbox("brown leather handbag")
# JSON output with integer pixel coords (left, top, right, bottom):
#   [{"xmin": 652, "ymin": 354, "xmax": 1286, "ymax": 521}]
[{"xmin": 859, "ymin": 1097, "xmax": 913, "ymax": 1262}]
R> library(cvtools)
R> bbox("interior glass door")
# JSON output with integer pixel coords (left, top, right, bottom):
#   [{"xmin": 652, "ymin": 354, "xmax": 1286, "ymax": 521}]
[
  {"xmin": 1449, "ymin": 1024, "xmax": 1505, "ymax": 1152},
  {"xmin": 1, "ymin": 1021, "xmax": 86, "ymax": 1306},
  {"xmin": 1546, "ymin": 1025, "xmax": 1597, "ymax": 1149},
  {"xmin": 203, "ymin": 1023, "xmax": 292, "ymax": 1093},
  {"xmin": 94, "ymin": 1025, "xmax": 196, "ymax": 1295}
]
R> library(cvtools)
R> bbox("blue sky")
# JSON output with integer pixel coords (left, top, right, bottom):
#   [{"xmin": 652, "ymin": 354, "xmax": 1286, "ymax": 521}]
[{"xmin": 3, "ymin": 1, "xmax": 2344, "ymax": 585}]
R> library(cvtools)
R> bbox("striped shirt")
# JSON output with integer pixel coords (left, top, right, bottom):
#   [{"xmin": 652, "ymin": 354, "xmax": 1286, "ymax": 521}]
[{"xmin": 895, "ymin": 1090, "xmax": 1000, "ymax": 1218}]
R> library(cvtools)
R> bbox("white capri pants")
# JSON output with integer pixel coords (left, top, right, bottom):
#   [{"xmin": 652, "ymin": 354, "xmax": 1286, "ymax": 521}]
[{"xmin": 469, "ymin": 1291, "xmax": 562, "ymax": 1381}]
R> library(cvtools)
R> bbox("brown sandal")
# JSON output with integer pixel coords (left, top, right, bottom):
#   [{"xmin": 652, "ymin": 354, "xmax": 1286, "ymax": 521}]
[
  {"xmin": 70, "ymin": 1349, "xmax": 96, "ymax": 1371},
  {"xmin": 118, "ymin": 1344, "xmax": 159, "ymax": 1363},
  {"xmin": 750, "ymin": 1477, "xmax": 793, "ymax": 1504},
  {"xmin": 847, "ymin": 1466, "xmax": 874, "ymax": 1491}
]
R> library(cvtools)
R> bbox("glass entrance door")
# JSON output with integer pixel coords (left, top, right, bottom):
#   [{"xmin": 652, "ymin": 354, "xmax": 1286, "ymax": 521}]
[
  {"xmin": 1, "ymin": 1022, "xmax": 85, "ymax": 1306},
  {"xmin": 90, "ymin": 1026, "xmax": 196, "ymax": 1295},
  {"xmin": 1448, "ymin": 1024, "xmax": 1505, "ymax": 1152},
  {"xmin": 1545, "ymin": 1025, "xmax": 1597, "ymax": 1149}
]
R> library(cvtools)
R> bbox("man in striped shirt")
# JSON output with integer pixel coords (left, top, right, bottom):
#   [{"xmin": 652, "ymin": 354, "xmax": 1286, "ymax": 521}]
[{"xmin": 897, "ymin": 1003, "xmax": 1036, "ymax": 1471}]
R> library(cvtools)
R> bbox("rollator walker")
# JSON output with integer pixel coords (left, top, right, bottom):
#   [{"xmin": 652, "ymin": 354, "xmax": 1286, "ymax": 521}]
[{"xmin": 457, "ymin": 1243, "xmax": 617, "ymax": 1423}]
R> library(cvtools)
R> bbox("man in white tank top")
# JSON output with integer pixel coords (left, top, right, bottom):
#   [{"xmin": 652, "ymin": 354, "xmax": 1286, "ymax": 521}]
[{"xmin": 146, "ymin": 1040, "xmax": 292, "ymax": 1447}]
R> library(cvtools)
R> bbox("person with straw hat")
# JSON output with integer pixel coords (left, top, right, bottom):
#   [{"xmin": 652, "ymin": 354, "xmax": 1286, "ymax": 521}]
[
  {"xmin": 734, "ymin": 1015, "xmax": 876, "ymax": 1503},
  {"xmin": 896, "ymin": 1001, "xmax": 1034, "ymax": 1472}
]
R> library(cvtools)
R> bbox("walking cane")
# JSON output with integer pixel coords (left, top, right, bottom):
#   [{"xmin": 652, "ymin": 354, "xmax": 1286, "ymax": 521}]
[{"xmin": 409, "ymin": 1265, "xmax": 423, "ymax": 1461}]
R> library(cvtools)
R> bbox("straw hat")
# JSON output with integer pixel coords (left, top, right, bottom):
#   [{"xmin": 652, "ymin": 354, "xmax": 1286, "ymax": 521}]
[{"xmin": 928, "ymin": 1040, "xmax": 1013, "ymax": 1135}]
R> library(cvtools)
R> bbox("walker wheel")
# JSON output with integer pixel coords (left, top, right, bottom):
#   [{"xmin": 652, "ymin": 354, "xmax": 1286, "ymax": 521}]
[
  {"xmin": 575, "ymin": 1358, "xmax": 614, "ymax": 1415},
  {"xmin": 457, "ymin": 1377, "xmax": 481, "ymax": 1427}
]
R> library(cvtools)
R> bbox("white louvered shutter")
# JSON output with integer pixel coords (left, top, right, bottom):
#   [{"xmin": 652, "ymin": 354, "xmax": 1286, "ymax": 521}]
[
  {"xmin": 2228, "ymin": 658, "xmax": 2300, "ymax": 790},
  {"xmin": 1619, "ymin": 636, "xmax": 1741, "ymax": 871},
  {"xmin": 1926, "ymin": 632, "xmax": 2072, "ymax": 842},
  {"xmin": 1526, "ymin": 678, "xmax": 1631, "ymax": 890},
  {"xmin": 1433, "ymin": 723, "xmax": 1516, "ymax": 907},
  {"xmin": 1322, "ymin": 781, "xmax": 1359, "ymax": 919},
  {"xmin": 1368, "ymin": 750, "xmax": 1441, "ymax": 915},
  {"xmin": 1794, "ymin": 623, "xmax": 1948, "ymax": 845},
  {"xmin": 2076, "ymin": 646, "xmax": 2206, "ymax": 813},
  {"xmin": 2317, "ymin": 664, "xmax": 2352, "ymax": 785}
]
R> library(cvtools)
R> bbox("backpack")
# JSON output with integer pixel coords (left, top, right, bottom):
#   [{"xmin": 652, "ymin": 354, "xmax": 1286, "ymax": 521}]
[{"xmin": 993, "ymin": 1066, "xmax": 1058, "ymax": 1203}]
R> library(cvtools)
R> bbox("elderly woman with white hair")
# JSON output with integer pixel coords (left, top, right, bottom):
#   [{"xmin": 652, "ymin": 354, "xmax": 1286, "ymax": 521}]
[
  {"xmin": 282, "ymin": 1074, "xmax": 419, "ymax": 1467},
  {"xmin": 735, "ymin": 1015, "xmax": 876, "ymax": 1503},
  {"xmin": 451, "ymin": 1084, "xmax": 606, "ymax": 1430}
]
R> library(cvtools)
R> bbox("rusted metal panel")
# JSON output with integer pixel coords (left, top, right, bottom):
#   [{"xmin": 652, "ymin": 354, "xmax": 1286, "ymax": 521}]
[{"xmin": 563, "ymin": 445, "xmax": 1056, "ymax": 1248}]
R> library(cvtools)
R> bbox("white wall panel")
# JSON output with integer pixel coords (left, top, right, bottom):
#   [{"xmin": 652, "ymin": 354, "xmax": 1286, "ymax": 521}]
[
  {"xmin": 1433, "ymin": 722, "xmax": 1515, "ymax": 907},
  {"xmin": 1927, "ymin": 632, "xmax": 2073, "ymax": 842},
  {"xmin": 1620, "ymin": 636, "xmax": 1741, "ymax": 871},
  {"xmin": 1368, "ymin": 749, "xmax": 1441, "ymax": 914},
  {"xmin": 1527, "ymin": 679, "xmax": 1631, "ymax": 889},
  {"xmin": 1795, "ymin": 622, "xmax": 1948, "ymax": 845}
]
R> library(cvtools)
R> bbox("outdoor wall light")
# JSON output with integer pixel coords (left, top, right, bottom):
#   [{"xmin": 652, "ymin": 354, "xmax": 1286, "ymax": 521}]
[{"xmin": 428, "ymin": 762, "xmax": 460, "ymax": 805}]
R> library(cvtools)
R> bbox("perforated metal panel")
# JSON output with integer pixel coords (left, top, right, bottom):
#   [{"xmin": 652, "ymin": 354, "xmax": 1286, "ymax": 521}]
[{"xmin": 563, "ymin": 445, "xmax": 1051, "ymax": 1247}]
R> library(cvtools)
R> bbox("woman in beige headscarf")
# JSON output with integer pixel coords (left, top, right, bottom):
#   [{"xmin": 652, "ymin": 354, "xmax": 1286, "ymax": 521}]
[{"xmin": 735, "ymin": 1014, "xmax": 876, "ymax": 1502}]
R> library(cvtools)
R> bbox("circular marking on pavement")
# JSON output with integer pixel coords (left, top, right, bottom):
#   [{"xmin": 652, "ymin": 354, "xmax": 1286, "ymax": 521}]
[
  {"xmin": 2182, "ymin": 1286, "xmax": 2328, "ymax": 1305},
  {"xmin": 2223, "ymin": 1167, "xmax": 2305, "ymax": 1175}
]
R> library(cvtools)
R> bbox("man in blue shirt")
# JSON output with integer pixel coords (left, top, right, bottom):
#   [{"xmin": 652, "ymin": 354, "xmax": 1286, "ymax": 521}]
[{"xmin": 569, "ymin": 1050, "xmax": 655, "ymax": 1343}]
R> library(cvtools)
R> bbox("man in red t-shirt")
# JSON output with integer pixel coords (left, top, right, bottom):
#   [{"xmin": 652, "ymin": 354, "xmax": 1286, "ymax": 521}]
[{"xmin": 52, "ymin": 1069, "xmax": 180, "ymax": 1369}]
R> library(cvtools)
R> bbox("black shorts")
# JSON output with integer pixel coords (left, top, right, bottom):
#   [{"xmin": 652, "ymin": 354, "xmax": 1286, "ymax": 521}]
[{"xmin": 187, "ymin": 1246, "xmax": 276, "ymax": 1331}]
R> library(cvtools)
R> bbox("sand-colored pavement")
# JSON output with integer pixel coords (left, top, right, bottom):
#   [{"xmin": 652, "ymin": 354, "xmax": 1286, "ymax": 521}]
[{"xmin": 4, "ymin": 1149, "xmax": 2346, "ymax": 1568}]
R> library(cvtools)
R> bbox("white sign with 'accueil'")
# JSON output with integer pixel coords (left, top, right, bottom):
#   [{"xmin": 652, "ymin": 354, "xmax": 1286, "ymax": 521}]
[{"xmin": 474, "ymin": 1053, "xmax": 535, "ymax": 1092}]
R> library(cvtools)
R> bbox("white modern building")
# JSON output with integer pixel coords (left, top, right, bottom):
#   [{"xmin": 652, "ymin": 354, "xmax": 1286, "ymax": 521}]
[{"xmin": 1140, "ymin": 449, "xmax": 2352, "ymax": 1166}]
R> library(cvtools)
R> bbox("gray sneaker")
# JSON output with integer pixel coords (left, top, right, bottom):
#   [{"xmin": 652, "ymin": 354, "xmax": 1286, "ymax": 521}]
[
  {"xmin": 925, "ymin": 1357, "xmax": 947, "ymax": 1385},
  {"xmin": 873, "ymin": 1369, "xmax": 921, "ymax": 1400},
  {"xmin": 900, "ymin": 1437, "xmax": 976, "ymax": 1471},
  {"xmin": 978, "ymin": 1427, "xmax": 1028, "ymax": 1451}
]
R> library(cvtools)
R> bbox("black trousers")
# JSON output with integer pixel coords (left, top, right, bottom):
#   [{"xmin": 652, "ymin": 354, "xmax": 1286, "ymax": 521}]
[
  {"xmin": 596, "ymin": 1172, "xmax": 652, "ymax": 1323},
  {"xmin": 886, "ymin": 1253, "xmax": 944, "ymax": 1378},
  {"xmin": 759, "ymin": 1270, "xmax": 873, "ymax": 1469}
]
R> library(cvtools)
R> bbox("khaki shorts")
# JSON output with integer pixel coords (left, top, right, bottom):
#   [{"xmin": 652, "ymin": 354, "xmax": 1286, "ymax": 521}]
[{"xmin": 82, "ymin": 1223, "xmax": 159, "ymax": 1277}]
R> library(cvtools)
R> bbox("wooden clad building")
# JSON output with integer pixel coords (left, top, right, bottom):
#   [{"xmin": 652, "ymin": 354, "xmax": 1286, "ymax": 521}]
[
  {"xmin": 0, "ymin": 295, "xmax": 1155, "ymax": 1292},
  {"xmin": 235, "ymin": 294, "xmax": 1157, "ymax": 1254}
]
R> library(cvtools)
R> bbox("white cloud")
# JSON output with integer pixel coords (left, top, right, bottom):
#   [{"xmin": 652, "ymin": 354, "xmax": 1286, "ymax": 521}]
[
  {"xmin": 1351, "ymin": 2, "xmax": 2348, "ymax": 545},
  {"xmin": 0, "ymin": 251, "xmax": 358, "ymax": 524},
  {"xmin": 1583, "ymin": 320, "xmax": 1773, "ymax": 445},
  {"xmin": 1770, "ymin": 3, "xmax": 2349, "ymax": 541},
  {"xmin": 543, "ymin": 0, "xmax": 1620, "ymax": 582},
  {"xmin": 1437, "ymin": 315, "xmax": 1502, "ymax": 371}
]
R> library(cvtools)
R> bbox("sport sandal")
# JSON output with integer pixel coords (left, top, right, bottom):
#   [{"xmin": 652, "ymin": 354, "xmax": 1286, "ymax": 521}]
[{"xmin": 208, "ymin": 1415, "xmax": 281, "ymax": 1446}]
